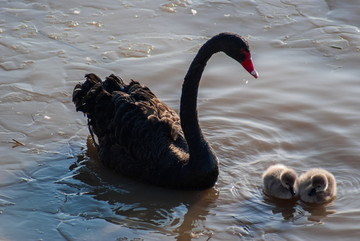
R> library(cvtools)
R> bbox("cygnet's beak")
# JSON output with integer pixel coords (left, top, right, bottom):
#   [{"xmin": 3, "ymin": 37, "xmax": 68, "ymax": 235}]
[
  {"xmin": 289, "ymin": 186, "xmax": 296, "ymax": 197},
  {"xmin": 308, "ymin": 188, "xmax": 316, "ymax": 196}
]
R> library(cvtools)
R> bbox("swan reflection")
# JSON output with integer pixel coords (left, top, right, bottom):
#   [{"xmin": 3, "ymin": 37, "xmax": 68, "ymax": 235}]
[{"xmin": 64, "ymin": 137, "xmax": 219, "ymax": 240}]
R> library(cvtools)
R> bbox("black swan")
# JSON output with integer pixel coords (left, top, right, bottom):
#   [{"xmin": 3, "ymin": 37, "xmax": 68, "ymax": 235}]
[
  {"xmin": 73, "ymin": 32, "xmax": 258, "ymax": 189},
  {"xmin": 262, "ymin": 164, "xmax": 298, "ymax": 199},
  {"xmin": 298, "ymin": 168, "xmax": 337, "ymax": 204}
]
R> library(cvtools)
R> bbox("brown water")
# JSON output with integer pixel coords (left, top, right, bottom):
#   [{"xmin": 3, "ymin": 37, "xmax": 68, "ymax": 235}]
[{"xmin": 1, "ymin": 0, "xmax": 359, "ymax": 240}]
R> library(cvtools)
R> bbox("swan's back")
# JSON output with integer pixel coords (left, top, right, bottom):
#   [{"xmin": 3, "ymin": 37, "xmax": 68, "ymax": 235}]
[
  {"xmin": 262, "ymin": 164, "xmax": 298, "ymax": 200},
  {"xmin": 73, "ymin": 74, "xmax": 191, "ymax": 186},
  {"xmin": 298, "ymin": 168, "xmax": 337, "ymax": 204}
]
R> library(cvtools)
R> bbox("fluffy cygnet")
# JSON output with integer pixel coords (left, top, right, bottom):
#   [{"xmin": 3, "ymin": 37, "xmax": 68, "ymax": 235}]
[
  {"xmin": 298, "ymin": 168, "xmax": 337, "ymax": 204},
  {"xmin": 262, "ymin": 164, "xmax": 298, "ymax": 199}
]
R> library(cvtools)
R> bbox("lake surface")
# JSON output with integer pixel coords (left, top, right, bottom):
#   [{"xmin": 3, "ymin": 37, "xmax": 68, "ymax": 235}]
[{"xmin": 0, "ymin": 0, "xmax": 359, "ymax": 240}]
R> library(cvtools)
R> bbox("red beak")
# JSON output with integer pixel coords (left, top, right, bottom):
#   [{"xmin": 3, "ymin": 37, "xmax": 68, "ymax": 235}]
[{"xmin": 241, "ymin": 51, "xmax": 258, "ymax": 79}]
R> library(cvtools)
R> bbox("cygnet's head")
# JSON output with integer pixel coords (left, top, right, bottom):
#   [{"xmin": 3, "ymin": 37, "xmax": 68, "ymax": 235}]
[
  {"xmin": 280, "ymin": 170, "xmax": 297, "ymax": 197},
  {"xmin": 309, "ymin": 174, "xmax": 328, "ymax": 196}
]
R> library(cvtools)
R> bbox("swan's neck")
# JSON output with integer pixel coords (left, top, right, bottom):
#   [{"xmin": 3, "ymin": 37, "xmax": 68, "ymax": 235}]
[{"xmin": 180, "ymin": 39, "xmax": 219, "ymax": 167}]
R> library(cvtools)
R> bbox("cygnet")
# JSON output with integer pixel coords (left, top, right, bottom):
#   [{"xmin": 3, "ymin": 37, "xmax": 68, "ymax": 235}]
[
  {"xmin": 298, "ymin": 168, "xmax": 337, "ymax": 204},
  {"xmin": 262, "ymin": 164, "xmax": 298, "ymax": 199}
]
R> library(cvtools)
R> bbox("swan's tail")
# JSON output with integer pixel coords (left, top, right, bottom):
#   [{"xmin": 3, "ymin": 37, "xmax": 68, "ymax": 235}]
[
  {"xmin": 73, "ymin": 73, "xmax": 100, "ymax": 112},
  {"xmin": 72, "ymin": 73, "xmax": 125, "ymax": 113},
  {"xmin": 73, "ymin": 73, "xmax": 127, "ymax": 148}
]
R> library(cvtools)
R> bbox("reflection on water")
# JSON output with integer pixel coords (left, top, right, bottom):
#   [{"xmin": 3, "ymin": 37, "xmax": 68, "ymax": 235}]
[
  {"xmin": 59, "ymin": 137, "xmax": 220, "ymax": 240},
  {"xmin": 301, "ymin": 202, "xmax": 337, "ymax": 223},
  {"xmin": 263, "ymin": 193, "xmax": 337, "ymax": 224},
  {"xmin": 1, "ymin": 0, "xmax": 360, "ymax": 240},
  {"xmin": 263, "ymin": 195, "xmax": 299, "ymax": 221}
]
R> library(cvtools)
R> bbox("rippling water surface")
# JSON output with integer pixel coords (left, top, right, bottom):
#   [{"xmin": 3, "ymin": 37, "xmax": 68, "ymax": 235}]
[{"xmin": 1, "ymin": 0, "xmax": 359, "ymax": 240}]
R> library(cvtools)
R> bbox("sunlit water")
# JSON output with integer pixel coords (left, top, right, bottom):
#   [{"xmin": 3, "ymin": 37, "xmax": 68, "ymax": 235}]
[{"xmin": 0, "ymin": 0, "xmax": 359, "ymax": 240}]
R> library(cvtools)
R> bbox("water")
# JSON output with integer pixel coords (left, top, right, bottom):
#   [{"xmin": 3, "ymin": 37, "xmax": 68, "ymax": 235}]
[{"xmin": 0, "ymin": 0, "xmax": 359, "ymax": 240}]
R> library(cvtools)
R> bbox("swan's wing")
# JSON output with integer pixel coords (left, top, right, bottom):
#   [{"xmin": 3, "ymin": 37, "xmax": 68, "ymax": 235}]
[
  {"xmin": 73, "ymin": 74, "xmax": 187, "ymax": 177},
  {"xmin": 113, "ymin": 79, "xmax": 183, "ymax": 141}
]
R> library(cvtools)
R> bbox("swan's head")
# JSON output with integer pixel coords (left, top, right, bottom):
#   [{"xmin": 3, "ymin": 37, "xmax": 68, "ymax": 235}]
[
  {"xmin": 217, "ymin": 33, "xmax": 259, "ymax": 79},
  {"xmin": 280, "ymin": 170, "xmax": 297, "ymax": 197},
  {"xmin": 309, "ymin": 174, "xmax": 328, "ymax": 196}
]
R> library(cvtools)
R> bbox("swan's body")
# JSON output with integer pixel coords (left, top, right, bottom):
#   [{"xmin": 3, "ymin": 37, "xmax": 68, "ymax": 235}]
[
  {"xmin": 298, "ymin": 168, "xmax": 336, "ymax": 204},
  {"xmin": 73, "ymin": 33, "xmax": 258, "ymax": 189},
  {"xmin": 262, "ymin": 164, "xmax": 298, "ymax": 199}
]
